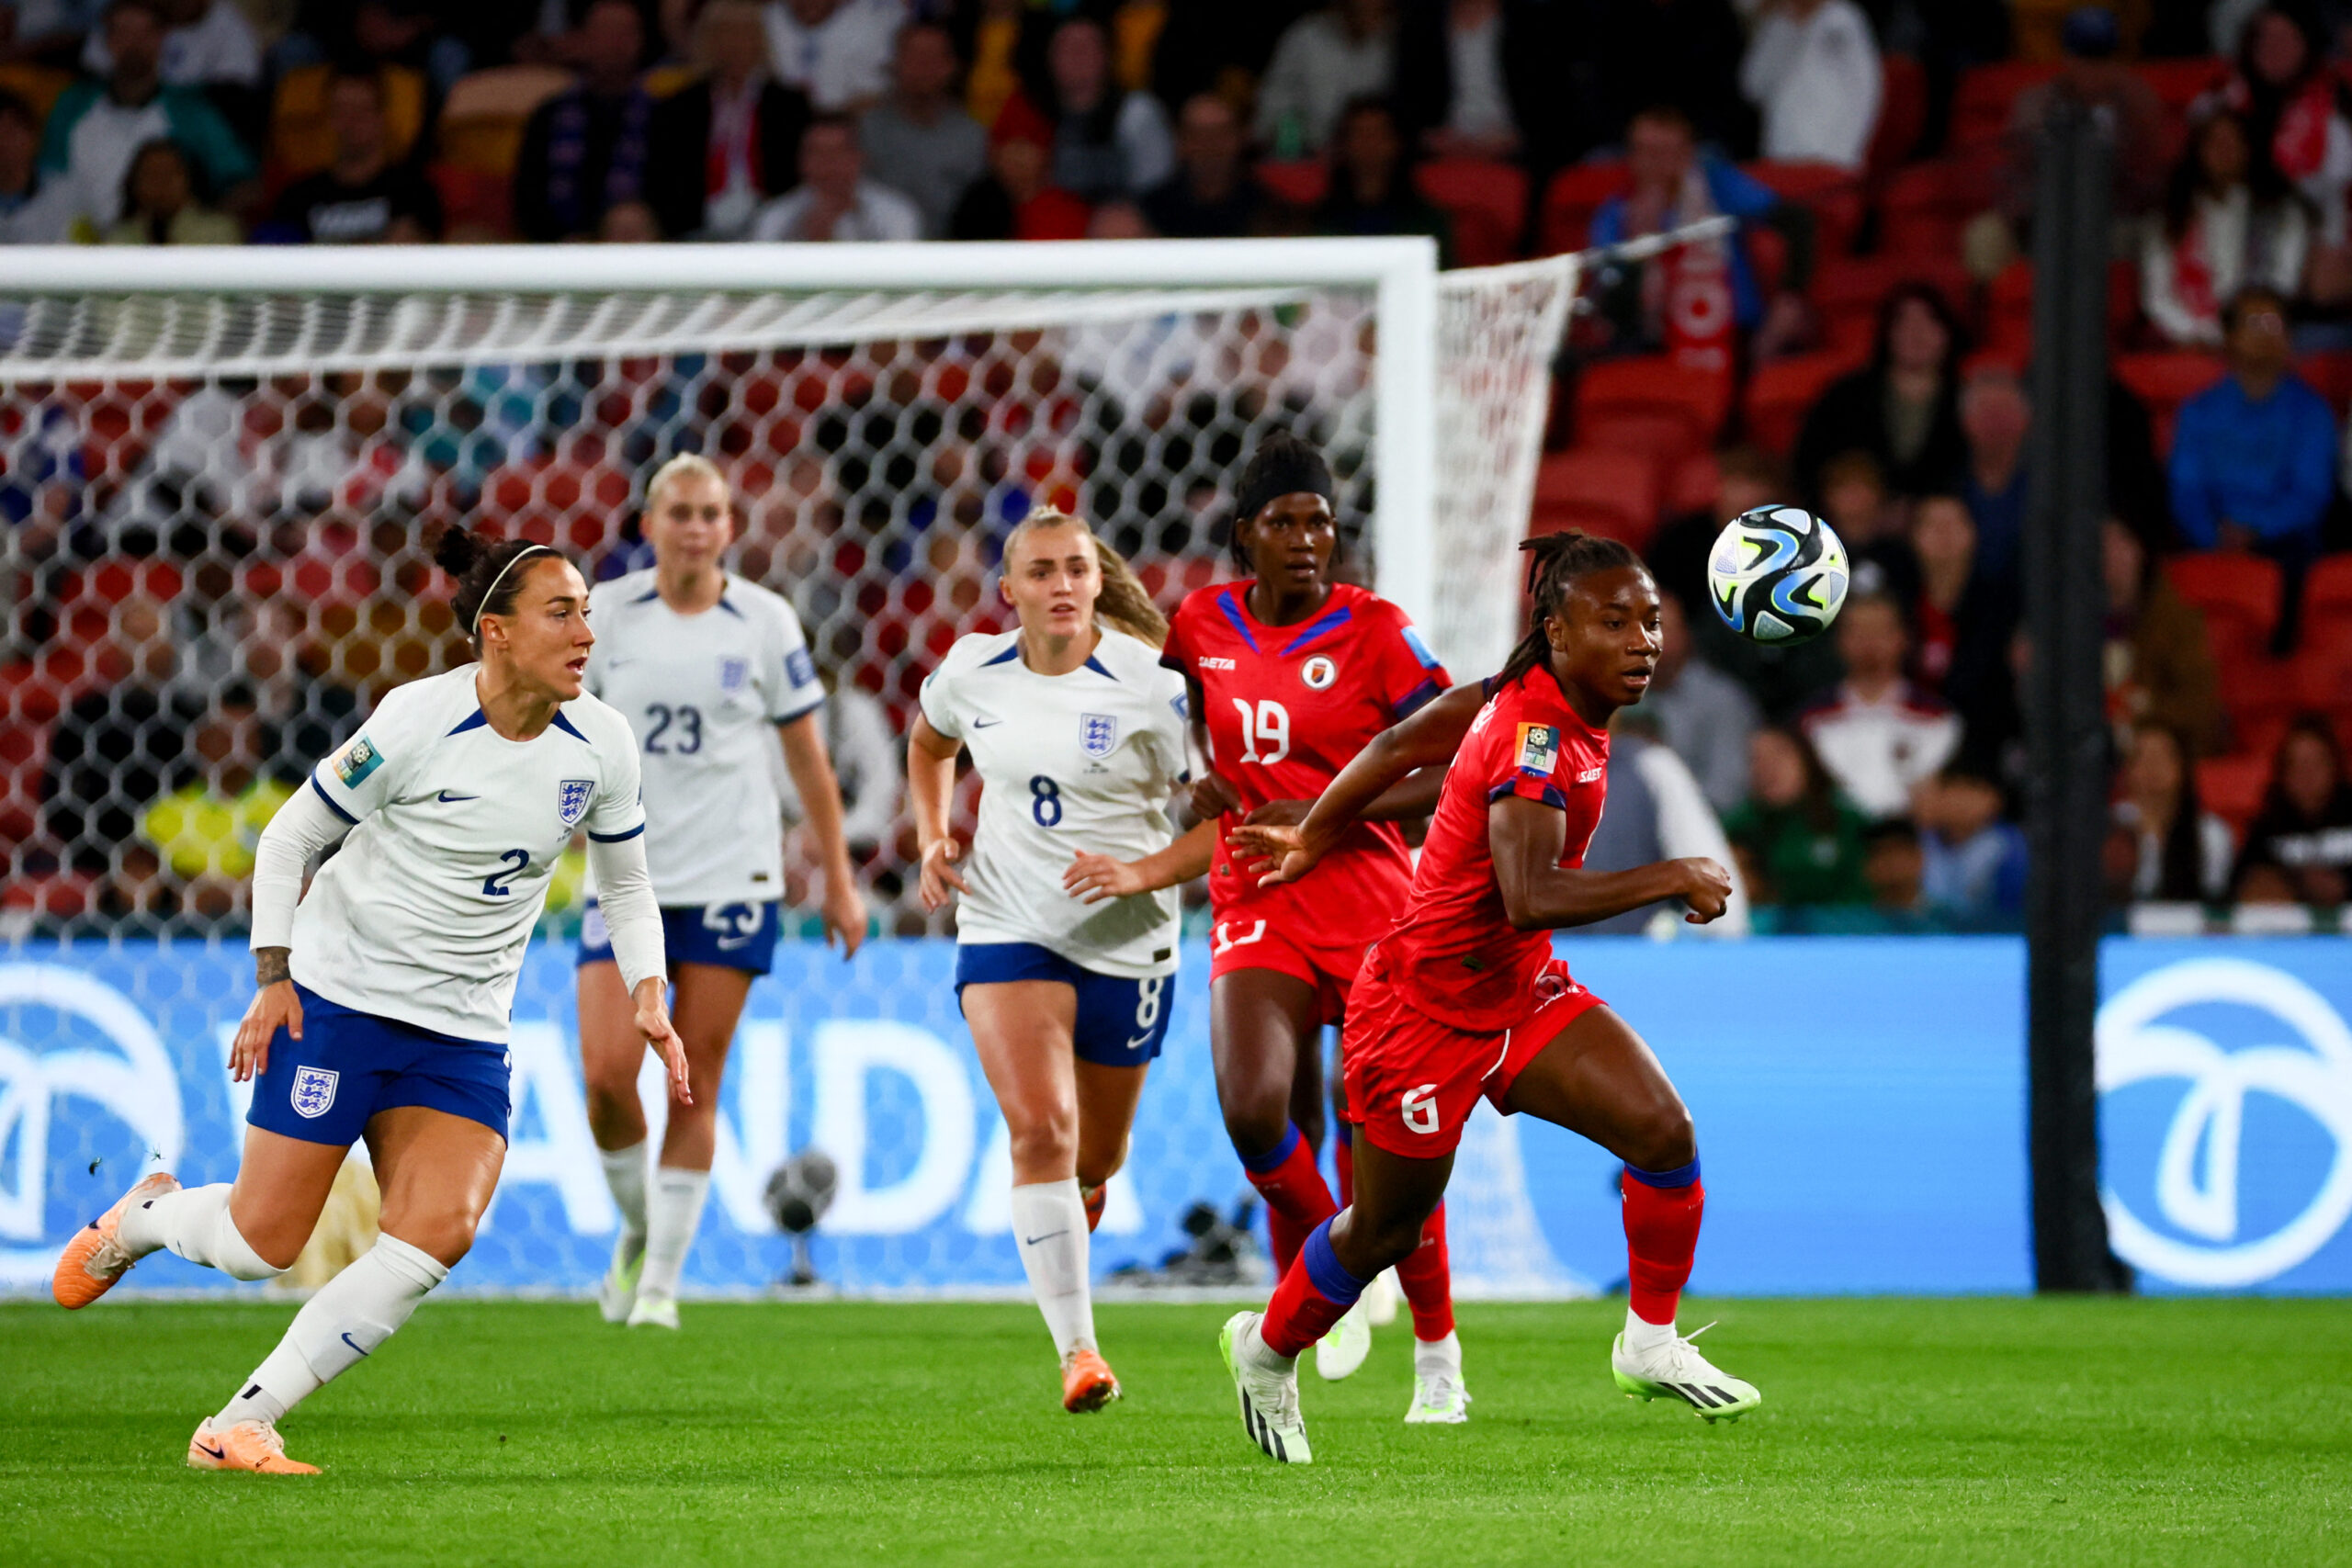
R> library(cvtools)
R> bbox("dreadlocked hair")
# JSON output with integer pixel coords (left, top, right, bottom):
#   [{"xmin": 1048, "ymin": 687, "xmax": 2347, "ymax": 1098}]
[
  {"xmin": 1493, "ymin": 530, "xmax": 1644, "ymax": 689},
  {"xmin": 1003, "ymin": 507, "xmax": 1170, "ymax": 648}
]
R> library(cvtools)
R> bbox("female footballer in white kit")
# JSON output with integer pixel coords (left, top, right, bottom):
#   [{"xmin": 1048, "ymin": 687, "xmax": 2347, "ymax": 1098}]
[
  {"xmin": 575, "ymin": 454, "xmax": 865, "ymax": 1329},
  {"xmin": 50, "ymin": 527, "xmax": 689, "ymax": 1474},
  {"xmin": 909, "ymin": 507, "xmax": 1207, "ymax": 1414}
]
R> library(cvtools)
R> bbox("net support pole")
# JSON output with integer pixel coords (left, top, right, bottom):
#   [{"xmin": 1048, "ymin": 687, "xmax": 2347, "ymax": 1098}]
[
  {"xmin": 1372, "ymin": 240, "xmax": 1442, "ymax": 631},
  {"xmin": 2022, "ymin": 99, "xmax": 2130, "ymax": 1293}
]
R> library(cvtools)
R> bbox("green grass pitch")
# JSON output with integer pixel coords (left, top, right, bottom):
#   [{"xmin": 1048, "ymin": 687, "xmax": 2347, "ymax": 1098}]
[{"xmin": 5, "ymin": 1296, "xmax": 2348, "ymax": 1566}]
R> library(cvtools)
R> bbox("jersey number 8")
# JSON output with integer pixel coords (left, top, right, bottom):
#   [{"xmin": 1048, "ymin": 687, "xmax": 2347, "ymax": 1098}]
[
  {"xmin": 1030, "ymin": 774, "xmax": 1061, "ymax": 827},
  {"xmin": 1229, "ymin": 698, "xmax": 1291, "ymax": 765}
]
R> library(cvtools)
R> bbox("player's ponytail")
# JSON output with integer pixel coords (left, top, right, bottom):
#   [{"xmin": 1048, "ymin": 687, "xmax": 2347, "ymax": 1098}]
[
  {"xmin": 434, "ymin": 524, "xmax": 565, "ymax": 647},
  {"xmin": 1493, "ymin": 530, "xmax": 1645, "ymax": 690},
  {"xmin": 1003, "ymin": 507, "xmax": 1170, "ymax": 649}
]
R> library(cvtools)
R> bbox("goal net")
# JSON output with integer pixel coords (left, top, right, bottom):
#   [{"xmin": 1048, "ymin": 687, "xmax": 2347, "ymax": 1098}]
[{"xmin": 0, "ymin": 240, "xmax": 1584, "ymax": 1296}]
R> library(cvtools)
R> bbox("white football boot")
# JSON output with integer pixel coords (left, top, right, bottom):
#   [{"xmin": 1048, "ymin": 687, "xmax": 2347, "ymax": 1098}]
[
  {"xmin": 1404, "ymin": 1332, "xmax": 1470, "ymax": 1424},
  {"xmin": 1314, "ymin": 1302, "xmax": 1372, "ymax": 1382},
  {"xmin": 626, "ymin": 1290, "xmax": 680, "ymax": 1330},
  {"xmin": 597, "ymin": 1232, "xmax": 644, "ymax": 1325},
  {"xmin": 1611, "ymin": 1322, "xmax": 1760, "ymax": 1422},
  {"xmin": 1219, "ymin": 1312, "xmax": 1311, "ymax": 1464}
]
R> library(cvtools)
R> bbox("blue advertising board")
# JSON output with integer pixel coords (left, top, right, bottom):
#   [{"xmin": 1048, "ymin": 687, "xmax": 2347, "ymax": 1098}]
[{"xmin": 1, "ymin": 936, "xmax": 2346, "ymax": 1296}]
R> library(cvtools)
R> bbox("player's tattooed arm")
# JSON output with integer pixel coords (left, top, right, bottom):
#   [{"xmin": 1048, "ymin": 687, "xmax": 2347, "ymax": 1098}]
[{"xmin": 254, "ymin": 947, "xmax": 291, "ymax": 987}]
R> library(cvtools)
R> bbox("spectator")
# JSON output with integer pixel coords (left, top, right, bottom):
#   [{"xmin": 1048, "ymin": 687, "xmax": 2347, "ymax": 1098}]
[
  {"xmin": 2204, "ymin": 8, "xmax": 2352, "ymax": 257},
  {"xmin": 2106, "ymin": 720, "xmax": 2233, "ymax": 902},
  {"xmin": 80, "ymin": 0, "xmax": 255, "ymax": 87},
  {"xmin": 951, "ymin": 0, "xmax": 1045, "ymax": 134},
  {"xmin": 2168, "ymin": 285, "xmax": 2335, "ymax": 644},
  {"xmin": 1957, "ymin": 353, "xmax": 2030, "ymax": 591},
  {"xmin": 1087, "ymin": 197, "xmax": 1151, "ymax": 238},
  {"xmin": 763, "ymin": 0, "xmax": 902, "ymax": 114},
  {"xmin": 100, "ymin": 134, "xmax": 234, "ymax": 242},
  {"xmin": 1914, "ymin": 763, "xmax": 2028, "ymax": 921},
  {"xmin": 949, "ymin": 97, "xmax": 1089, "ymax": 241},
  {"xmin": 1588, "ymin": 0, "xmax": 1752, "ymax": 156},
  {"xmin": 597, "ymin": 197, "xmax": 662, "ymax": 240},
  {"xmin": 1909, "ymin": 492, "xmax": 2014, "ymax": 728},
  {"xmin": 265, "ymin": 67, "xmax": 442, "ymax": 243},
  {"xmin": 1586, "ymin": 104, "xmax": 1814, "ymax": 365},
  {"xmin": 2233, "ymin": 714, "xmax": 2352, "ymax": 904},
  {"xmin": 750, "ymin": 111, "xmax": 920, "ymax": 241},
  {"xmin": 41, "ymin": 593, "xmax": 192, "ymax": 872},
  {"xmin": 1737, "ymin": 0, "xmax": 1880, "ymax": 172},
  {"xmin": 1148, "ymin": 0, "xmax": 1306, "ymax": 111},
  {"xmin": 0, "ymin": 87, "xmax": 75, "ymax": 242},
  {"xmin": 1580, "ymin": 721, "xmax": 1751, "ymax": 936},
  {"xmin": 40, "ymin": 0, "xmax": 256, "ymax": 232},
  {"xmin": 512, "ymin": 0, "xmax": 655, "ymax": 243},
  {"xmin": 1795, "ymin": 282, "xmax": 1967, "ymax": 504},
  {"xmin": 1723, "ymin": 723, "xmax": 1871, "ymax": 906},
  {"xmin": 1141, "ymin": 92, "xmax": 1272, "ymax": 239},
  {"xmin": 1255, "ymin": 0, "xmax": 1394, "ymax": 157},
  {"xmin": 647, "ymin": 0, "xmax": 812, "ymax": 241},
  {"xmin": 1641, "ymin": 587, "xmax": 1759, "ymax": 814},
  {"xmin": 1801, "ymin": 591, "xmax": 1961, "ymax": 818},
  {"xmin": 137, "ymin": 685, "xmax": 289, "ymax": 916},
  {"xmin": 2102, "ymin": 517, "xmax": 2225, "ymax": 756},
  {"xmin": 1861, "ymin": 817, "xmax": 1928, "ymax": 918},
  {"xmin": 1817, "ymin": 449, "xmax": 1920, "ymax": 609},
  {"xmin": 1311, "ymin": 95, "xmax": 1450, "ymax": 255},
  {"xmin": 858, "ymin": 21, "xmax": 984, "ymax": 241},
  {"xmin": 1392, "ymin": 0, "xmax": 1562, "ymax": 164},
  {"xmin": 2142, "ymin": 110, "xmax": 2310, "ymax": 349},
  {"xmin": 1017, "ymin": 14, "xmax": 1170, "ymax": 204}
]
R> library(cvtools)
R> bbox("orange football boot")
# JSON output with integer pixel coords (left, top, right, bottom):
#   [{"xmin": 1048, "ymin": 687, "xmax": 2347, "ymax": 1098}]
[
  {"xmin": 1082, "ymin": 1182, "xmax": 1106, "ymax": 1234},
  {"xmin": 52, "ymin": 1171, "xmax": 179, "ymax": 1309},
  {"xmin": 1062, "ymin": 1348, "xmax": 1121, "ymax": 1413},
  {"xmin": 187, "ymin": 1417, "xmax": 319, "ymax": 1475}
]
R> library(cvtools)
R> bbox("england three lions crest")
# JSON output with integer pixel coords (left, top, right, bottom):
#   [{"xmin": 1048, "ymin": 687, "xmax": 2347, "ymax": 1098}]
[
  {"xmin": 1080, "ymin": 713, "xmax": 1118, "ymax": 758},
  {"xmin": 290, "ymin": 1066, "xmax": 339, "ymax": 1119},
  {"xmin": 557, "ymin": 778, "xmax": 595, "ymax": 827}
]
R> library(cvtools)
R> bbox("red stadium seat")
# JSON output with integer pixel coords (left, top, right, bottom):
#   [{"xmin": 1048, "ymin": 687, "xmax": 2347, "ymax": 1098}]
[
  {"xmin": 1415, "ymin": 158, "xmax": 1527, "ymax": 265},
  {"xmin": 1256, "ymin": 158, "xmax": 1329, "ymax": 210},
  {"xmin": 1537, "ymin": 161, "xmax": 1629, "ymax": 256},
  {"xmin": 1741, "ymin": 350, "xmax": 1863, "ymax": 457},
  {"xmin": 1573, "ymin": 356, "xmax": 1732, "ymax": 446},
  {"xmin": 427, "ymin": 161, "xmax": 513, "ymax": 239},
  {"xmin": 2196, "ymin": 752, "xmax": 2269, "ymax": 833},
  {"xmin": 2116, "ymin": 351, "xmax": 2226, "ymax": 453},
  {"xmin": 1866, "ymin": 54, "xmax": 1930, "ymax": 185},
  {"xmin": 2167, "ymin": 551, "xmax": 2282, "ymax": 661},
  {"xmin": 2137, "ymin": 58, "xmax": 2230, "ymax": 110},
  {"xmin": 1743, "ymin": 160, "xmax": 1863, "ymax": 256},
  {"xmin": 1951, "ymin": 62, "xmax": 2058, "ymax": 152},
  {"xmin": 1878, "ymin": 158, "xmax": 1997, "ymax": 261},
  {"xmin": 2295, "ymin": 352, "xmax": 2352, "ymax": 417},
  {"xmin": 1982, "ymin": 259, "xmax": 2142, "ymax": 356},
  {"xmin": 1810, "ymin": 254, "xmax": 1973, "ymax": 358},
  {"xmin": 1577, "ymin": 408, "xmax": 1706, "ymax": 472},
  {"xmin": 1666, "ymin": 450, "xmax": 1721, "ymax": 516},
  {"xmin": 1531, "ymin": 446, "xmax": 1663, "ymax": 548},
  {"xmin": 2302, "ymin": 552, "xmax": 2352, "ymax": 627}
]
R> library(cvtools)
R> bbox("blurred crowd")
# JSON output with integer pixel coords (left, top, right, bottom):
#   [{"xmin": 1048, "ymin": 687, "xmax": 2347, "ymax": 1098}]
[{"xmin": 2, "ymin": 0, "xmax": 2351, "ymax": 936}]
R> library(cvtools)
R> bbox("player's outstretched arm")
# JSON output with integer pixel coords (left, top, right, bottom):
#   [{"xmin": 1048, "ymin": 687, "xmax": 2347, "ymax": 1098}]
[
  {"xmin": 1233, "ymin": 679, "xmax": 1488, "ymax": 886},
  {"xmin": 777, "ymin": 711, "xmax": 867, "ymax": 958},
  {"xmin": 1488, "ymin": 795, "xmax": 1733, "ymax": 931},
  {"xmin": 907, "ymin": 714, "xmax": 971, "ymax": 912},
  {"xmin": 1062, "ymin": 818, "xmax": 1217, "ymax": 903}
]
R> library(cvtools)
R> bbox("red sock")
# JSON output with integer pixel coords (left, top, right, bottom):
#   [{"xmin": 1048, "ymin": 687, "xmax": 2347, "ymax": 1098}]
[
  {"xmin": 1258, "ymin": 1219, "xmax": 1362, "ymax": 1358},
  {"xmin": 1622, "ymin": 1165, "xmax": 1704, "ymax": 1325},
  {"xmin": 1333, "ymin": 1126, "xmax": 1354, "ymax": 1207},
  {"xmin": 1241, "ymin": 1123, "xmax": 1338, "ymax": 1280},
  {"xmin": 1395, "ymin": 1201, "xmax": 1454, "ymax": 1341}
]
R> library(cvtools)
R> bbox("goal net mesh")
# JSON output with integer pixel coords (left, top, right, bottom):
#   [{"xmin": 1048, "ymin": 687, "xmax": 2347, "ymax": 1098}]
[{"xmin": 0, "ymin": 254, "xmax": 1585, "ymax": 1296}]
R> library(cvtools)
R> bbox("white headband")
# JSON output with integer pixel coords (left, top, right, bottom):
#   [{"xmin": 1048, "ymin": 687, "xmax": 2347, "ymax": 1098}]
[{"xmin": 470, "ymin": 544, "xmax": 556, "ymax": 637}]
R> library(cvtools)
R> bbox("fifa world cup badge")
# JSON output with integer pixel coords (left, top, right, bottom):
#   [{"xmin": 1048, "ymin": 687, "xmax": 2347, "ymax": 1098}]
[
  {"xmin": 1515, "ymin": 724, "xmax": 1560, "ymax": 774},
  {"xmin": 333, "ymin": 734, "xmax": 382, "ymax": 788}
]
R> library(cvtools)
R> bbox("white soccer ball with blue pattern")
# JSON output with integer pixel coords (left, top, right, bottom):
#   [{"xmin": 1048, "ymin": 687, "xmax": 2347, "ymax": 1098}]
[{"xmin": 1706, "ymin": 505, "xmax": 1850, "ymax": 645}]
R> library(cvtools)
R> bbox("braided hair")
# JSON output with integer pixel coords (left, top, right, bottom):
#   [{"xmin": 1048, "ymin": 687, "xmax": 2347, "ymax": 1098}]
[
  {"xmin": 1493, "ymin": 530, "xmax": 1645, "ymax": 690},
  {"xmin": 434, "ymin": 525, "xmax": 567, "ymax": 647}
]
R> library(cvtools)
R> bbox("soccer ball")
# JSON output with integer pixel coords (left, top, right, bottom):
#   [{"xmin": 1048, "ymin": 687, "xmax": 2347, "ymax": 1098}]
[
  {"xmin": 763, "ymin": 1149, "xmax": 838, "ymax": 1235},
  {"xmin": 1705, "ymin": 505, "xmax": 1850, "ymax": 645}
]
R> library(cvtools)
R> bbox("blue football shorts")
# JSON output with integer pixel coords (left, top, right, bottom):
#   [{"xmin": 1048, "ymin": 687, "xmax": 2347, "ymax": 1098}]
[
  {"xmin": 248, "ymin": 983, "xmax": 512, "ymax": 1146},
  {"xmin": 577, "ymin": 897, "xmax": 783, "ymax": 976},
  {"xmin": 954, "ymin": 942, "xmax": 1174, "ymax": 1066}
]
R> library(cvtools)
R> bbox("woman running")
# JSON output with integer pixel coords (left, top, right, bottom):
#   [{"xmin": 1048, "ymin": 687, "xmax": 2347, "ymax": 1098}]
[
  {"xmin": 1156, "ymin": 432, "xmax": 1467, "ymax": 1418},
  {"xmin": 1217, "ymin": 532, "xmax": 1751, "ymax": 1465},
  {"xmin": 576, "ymin": 454, "xmax": 866, "ymax": 1331},
  {"xmin": 51, "ymin": 527, "xmax": 688, "ymax": 1474},
  {"xmin": 908, "ymin": 507, "xmax": 1201, "ymax": 1414}
]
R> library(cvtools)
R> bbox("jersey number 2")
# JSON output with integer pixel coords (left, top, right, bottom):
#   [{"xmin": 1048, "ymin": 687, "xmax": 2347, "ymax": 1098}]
[
  {"xmin": 481, "ymin": 849, "xmax": 530, "ymax": 897},
  {"xmin": 1229, "ymin": 698, "xmax": 1290, "ymax": 765}
]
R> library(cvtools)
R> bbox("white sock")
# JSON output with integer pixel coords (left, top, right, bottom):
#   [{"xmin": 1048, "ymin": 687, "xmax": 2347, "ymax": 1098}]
[
  {"xmin": 1623, "ymin": 1308, "xmax": 1677, "ymax": 1354},
  {"xmin": 217, "ymin": 1235, "xmax": 447, "ymax": 1427},
  {"xmin": 1241, "ymin": 1317, "xmax": 1294, "ymax": 1372},
  {"xmin": 637, "ymin": 1167, "xmax": 709, "ymax": 1304},
  {"xmin": 119, "ymin": 1182, "xmax": 285, "ymax": 1282},
  {"xmin": 1415, "ymin": 1329, "xmax": 1462, "ymax": 1378},
  {"xmin": 1008, "ymin": 1179, "xmax": 1094, "ymax": 1358},
  {"xmin": 598, "ymin": 1140, "xmax": 650, "ymax": 1248}
]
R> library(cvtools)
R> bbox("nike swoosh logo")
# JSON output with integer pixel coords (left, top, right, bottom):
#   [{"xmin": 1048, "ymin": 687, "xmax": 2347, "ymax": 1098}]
[
  {"xmin": 1125, "ymin": 1034, "xmax": 1154, "ymax": 1051},
  {"xmin": 436, "ymin": 791, "xmax": 479, "ymax": 803},
  {"xmin": 1023, "ymin": 1229, "xmax": 1069, "ymax": 1246},
  {"xmin": 340, "ymin": 1332, "xmax": 371, "ymax": 1357},
  {"xmin": 973, "ymin": 717, "xmax": 1002, "ymax": 728},
  {"xmin": 195, "ymin": 1441, "xmax": 226, "ymax": 1461}
]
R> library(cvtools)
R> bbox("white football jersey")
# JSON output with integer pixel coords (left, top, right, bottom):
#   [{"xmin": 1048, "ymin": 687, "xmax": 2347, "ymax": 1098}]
[
  {"xmin": 919, "ymin": 627, "xmax": 1189, "ymax": 977},
  {"xmin": 295, "ymin": 666, "xmax": 646, "ymax": 1042},
  {"xmin": 583, "ymin": 570, "xmax": 825, "ymax": 906}
]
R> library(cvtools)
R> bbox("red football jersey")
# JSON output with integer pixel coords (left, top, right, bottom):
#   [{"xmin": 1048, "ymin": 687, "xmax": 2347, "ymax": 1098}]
[
  {"xmin": 1382, "ymin": 663, "xmax": 1611, "ymax": 1032},
  {"xmin": 1162, "ymin": 581, "xmax": 1451, "ymax": 921}
]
